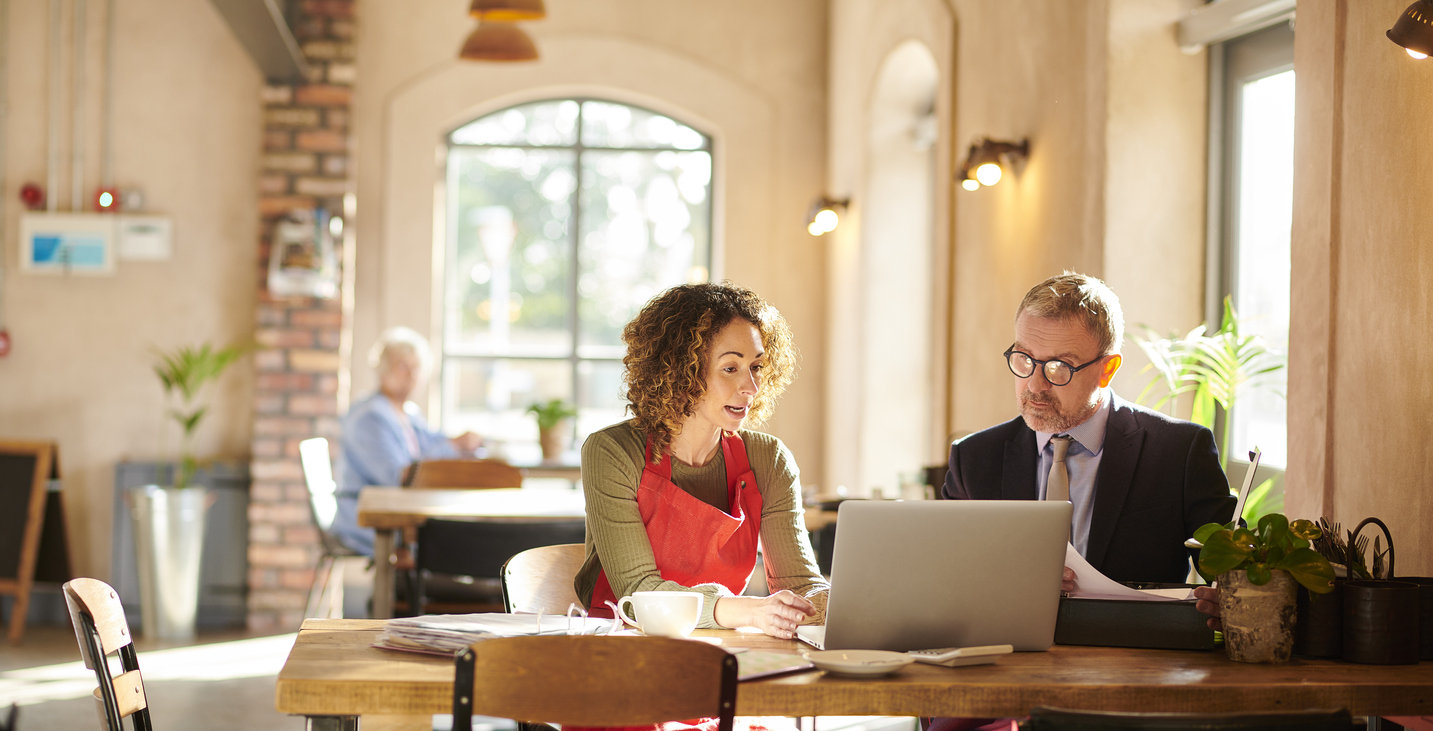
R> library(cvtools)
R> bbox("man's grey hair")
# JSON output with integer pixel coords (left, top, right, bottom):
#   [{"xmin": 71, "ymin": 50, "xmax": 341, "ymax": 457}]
[
  {"xmin": 369, "ymin": 326, "xmax": 433, "ymax": 376},
  {"xmin": 1016, "ymin": 272, "xmax": 1124, "ymax": 356}
]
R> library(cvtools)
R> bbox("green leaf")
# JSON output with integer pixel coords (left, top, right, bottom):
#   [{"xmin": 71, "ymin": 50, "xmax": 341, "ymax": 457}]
[
  {"xmin": 1275, "ymin": 547, "xmax": 1337, "ymax": 594},
  {"xmin": 1231, "ymin": 528, "xmax": 1258, "ymax": 551},
  {"xmin": 1289, "ymin": 519, "xmax": 1322, "ymax": 541},
  {"xmin": 1192, "ymin": 522, "xmax": 1227, "ymax": 544},
  {"xmin": 1258, "ymin": 513, "xmax": 1289, "ymax": 547},
  {"xmin": 1199, "ymin": 530, "xmax": 1252, "ymax": 576},
  {"xmin": 1246, "ymin": 562, "xmax": 1272, "ymax": 585}
]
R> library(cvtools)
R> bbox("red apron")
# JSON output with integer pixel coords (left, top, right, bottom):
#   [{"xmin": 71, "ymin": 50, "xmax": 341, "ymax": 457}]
[{"xmin": 589, "ymin": 431, "xmax": 764, "ymax": 616}]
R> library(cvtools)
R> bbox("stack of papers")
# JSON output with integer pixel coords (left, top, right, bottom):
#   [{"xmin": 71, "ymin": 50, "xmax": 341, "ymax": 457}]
[
  {"xmin": 1064, "ymin": 545, "xmax": 1196, "ymax": 602},
  {"xmin": 375, "ymin": 613, "xmax": 618, "ymax": 655}
]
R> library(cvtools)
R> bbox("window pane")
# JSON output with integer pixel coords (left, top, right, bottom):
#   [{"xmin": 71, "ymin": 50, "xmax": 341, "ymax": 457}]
[
  {"xmin": 446, "ymin": 147, "xmax": 575, "ymax": 357},
  {"xmin": 576, "ymin": 359, "xmax": 627, "ymax": 446},
  {"xmin": 577, "ymin": 150, "xmax": 712, "ymax": 352},
  {"xmin": 1231, "ymin": 70, "xmax": 1294, "ymax": 468},
  {"xmin": 443, "ymin": 357, "xmax": 574, "ymax": 463},
  {"xmin": 450, "ymin": 100, "xmax": 580, "ymax": 147},
  {"xmin": 581, "ymin": 100, "xmax": 707, "ymax": 150}
]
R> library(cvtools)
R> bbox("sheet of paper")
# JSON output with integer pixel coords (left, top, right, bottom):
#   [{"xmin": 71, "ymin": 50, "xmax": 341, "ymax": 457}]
[{"xmin": 1063, "ymin": 544, "xmax": 1194, "ymax": 602}]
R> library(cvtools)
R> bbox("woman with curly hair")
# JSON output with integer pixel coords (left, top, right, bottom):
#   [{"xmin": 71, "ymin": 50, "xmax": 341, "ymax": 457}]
[{"xmin": 574, "ymin": 282, "xmax": 828, "ymax": 639}]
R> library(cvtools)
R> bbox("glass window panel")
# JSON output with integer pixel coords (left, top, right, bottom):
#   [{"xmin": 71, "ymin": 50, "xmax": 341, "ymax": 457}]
[
  {"xmin": 443, "ymin": 357, "xmax": 574, "ymax": 464},
  {"xmin": 580, "ymin": 100, "xmax": 707, "ymax": 150},
  {"xmin": 450, "ymin": 99, "xmax": 580, "ymax": 147},
  {"xmin": 446, "ymin": 147, "xmax": 575, "ymax": 357},
  {"xmin": 1230, "ymin": 70, "xmax": 1294, "ymax": 468},
  {"xmin": 576, "ymin": 359, "xmax": 627, "ymax": 446},
  {"xmin": 577, "ymin": 150, "xmax": 712, "ymax": 351}
]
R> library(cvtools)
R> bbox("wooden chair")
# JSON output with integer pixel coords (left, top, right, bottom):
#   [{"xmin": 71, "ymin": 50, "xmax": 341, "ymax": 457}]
[
  {"xmin": 452, "ymin": 636, "xmax": 738, "ymax": 731},
  {"xmin": 500, "ymin": 543, "xmax": 586, "ymax": 614},
  {"xmin": 299, "ymin": 437, "xmax": 363, "ymax": 618},
  {"xmin": 403, "ymin": 459, "xmax": 523, "ymax": 489},
  {"xmin": 62, "ymin": 578, "xmax": 153, "ymax": 731},
  {"xmin": 1019, "ymin": 707, "xmax": 1358, "ymax": 731}
]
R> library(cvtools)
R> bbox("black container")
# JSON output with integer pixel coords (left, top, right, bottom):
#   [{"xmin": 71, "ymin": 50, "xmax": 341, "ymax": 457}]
[
  {"xmin": 1405, "ymin": 576, "xmax": 1433, "ymax": 661},
  {"xmin": 1294, "ymin": 581, "xmax": 1343, "ymax": 658},
  {"xmin": 1341, "ymin": 518, "xmax": 1421, "ymax": 665}
]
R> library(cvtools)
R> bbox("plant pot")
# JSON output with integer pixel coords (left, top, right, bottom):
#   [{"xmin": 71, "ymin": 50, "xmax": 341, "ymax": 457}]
[
  {"xmin": 127, "ymin": 485, "xmax": 210, "ymax": 641},
  {"xmin": 1218, "ymin": 569, "xmax": 1297, "ymax": 663},
  {"xmin": 538, "ymin": 420, "xmax": 569, "ymax": 461}
]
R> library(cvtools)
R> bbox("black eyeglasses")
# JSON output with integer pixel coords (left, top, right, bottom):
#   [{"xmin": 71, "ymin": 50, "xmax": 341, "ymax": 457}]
[{"xmin": 1003, "ymin": 346, "xmax": 1104, "ymax": 386}]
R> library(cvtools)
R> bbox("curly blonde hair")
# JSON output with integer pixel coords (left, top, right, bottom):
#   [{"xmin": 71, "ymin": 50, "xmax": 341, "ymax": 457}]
[{"xmin": 622, "ymin": 282, "xmax": 797, "ymax": 462}]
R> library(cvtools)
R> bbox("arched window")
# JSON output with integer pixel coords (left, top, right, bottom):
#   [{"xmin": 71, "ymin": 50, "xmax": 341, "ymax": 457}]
[{"xmin": 441, "ymin": 99, "xmax": 713, "ymax": 462}]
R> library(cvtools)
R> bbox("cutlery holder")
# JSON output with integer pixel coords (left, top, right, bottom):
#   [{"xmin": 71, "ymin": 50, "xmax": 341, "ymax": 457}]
[{"xmin": 1341, "ymin": 518, "xmax": 1420, "ymax": 665}]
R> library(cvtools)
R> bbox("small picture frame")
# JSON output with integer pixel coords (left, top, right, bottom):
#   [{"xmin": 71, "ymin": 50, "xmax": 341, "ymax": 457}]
[{"xmin": 19, "ymin": 213, "xmax": 116, "ymax": 275}]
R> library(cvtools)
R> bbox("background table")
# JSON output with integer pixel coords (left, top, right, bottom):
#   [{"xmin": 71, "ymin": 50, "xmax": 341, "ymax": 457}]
[
  {"xmin": 277, "ymin": 619, "xmax": 1433, "ymax": 724},
  {"xmin": 357, "ymin": 488, "xmax": 586, "ymax": 618}
]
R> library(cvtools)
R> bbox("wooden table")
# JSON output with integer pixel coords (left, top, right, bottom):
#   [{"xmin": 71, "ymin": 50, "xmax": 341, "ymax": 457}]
[
  {"xmin": 510, "ymin": 456, "xmax": 582, "ymax": 482},
  {"xmin": 357, "ymin": 488, "xmax": 586, "ymax": 619},
  {"xmin": 276, "ymin": 619, "xmax": 1433, "ymax": 727}
]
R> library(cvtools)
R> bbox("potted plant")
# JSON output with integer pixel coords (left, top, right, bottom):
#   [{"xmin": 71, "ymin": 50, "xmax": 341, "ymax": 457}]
[
  {"xmin": 129, "ymin": 342, "xmax": 245, "ymax": 641},
  {"xmin": 1133, "ymin": 296, "xmax": 1286, "ymax": 522},
  {"xmin": 1193, "ymin": 514, "xmax": 1336, "ymax": 663},
  {"xmin": 527, "ymin": 398, "xmax": 577, "ymax": 461}
]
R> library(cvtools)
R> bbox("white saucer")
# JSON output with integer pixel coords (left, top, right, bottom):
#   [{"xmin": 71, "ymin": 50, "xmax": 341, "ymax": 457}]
[{"xmin": 803, "ymin": 649, "xmax": 913, "ymax": 678}]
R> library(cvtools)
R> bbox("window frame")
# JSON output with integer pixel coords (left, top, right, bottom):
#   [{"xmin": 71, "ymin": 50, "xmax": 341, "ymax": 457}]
[{"xmin": 437, "ymin": 98, "xmax": 716, "ymax": 456}]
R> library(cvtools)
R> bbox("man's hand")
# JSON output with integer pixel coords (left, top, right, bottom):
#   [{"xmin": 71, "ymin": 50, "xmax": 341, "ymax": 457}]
[
  {"xmin": 451, "ymin": 431, "xmax": 483, "ymax": 453},
  {"xmin": 1062, "ymin": 567, "xmax": 1078, "ymax": 592},
  {"xmin": 1193, "ymin": 585, "xmax": 1222, "ymax": 631},
  {"xmin": 713, "ymin": 591, "xmax": 817, "ymax": 639}
]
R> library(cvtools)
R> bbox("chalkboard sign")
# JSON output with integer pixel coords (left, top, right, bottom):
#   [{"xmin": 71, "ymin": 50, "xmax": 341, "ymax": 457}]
[{"xmin": 0, "ymin": 440, "xmax": 63, "ymax": 644}]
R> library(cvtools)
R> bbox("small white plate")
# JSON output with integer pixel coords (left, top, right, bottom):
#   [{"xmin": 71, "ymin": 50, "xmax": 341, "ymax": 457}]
[{"xmin": 804, "ymin": 649, "xmax": 913, "ymax": 678}]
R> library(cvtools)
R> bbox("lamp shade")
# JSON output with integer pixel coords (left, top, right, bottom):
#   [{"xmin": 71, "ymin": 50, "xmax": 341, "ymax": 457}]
[
  {"xmin": 1388, "ymin": 0, "xmax": 1433, "ymax": 57},
  {"xmin": 469, "ymin": 0, "xmax": 546, "ymax": 21},
  {"xmin": 459, "ymin": 22, "xmax": 539, "ymax": 62}
]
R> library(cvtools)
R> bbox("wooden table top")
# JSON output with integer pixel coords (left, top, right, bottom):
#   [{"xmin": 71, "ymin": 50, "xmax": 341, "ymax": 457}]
[
  {"xmin": 275, "ymin": 619, "xmax": 1433, "ymax": 719},
  {"xmin": 355, "ymin": 488, "xmax": 586, "ymax": 529}
]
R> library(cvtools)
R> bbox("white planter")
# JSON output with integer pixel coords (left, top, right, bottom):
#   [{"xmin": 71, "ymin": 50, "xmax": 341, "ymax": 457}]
[{"xmin": 128, "ymin": 485, "xmax": 209, "ymax": 641}]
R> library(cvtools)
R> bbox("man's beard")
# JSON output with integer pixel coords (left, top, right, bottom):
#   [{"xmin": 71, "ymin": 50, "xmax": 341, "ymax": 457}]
[{"xmin": 1019, "ymin": 391, "xmax": 1099, "ymax": 433}]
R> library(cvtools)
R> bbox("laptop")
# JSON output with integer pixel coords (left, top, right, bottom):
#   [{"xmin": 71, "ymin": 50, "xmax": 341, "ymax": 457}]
[{"xmin": 797, "ymin": 500, "xmax": 1071, "ymax": 652}]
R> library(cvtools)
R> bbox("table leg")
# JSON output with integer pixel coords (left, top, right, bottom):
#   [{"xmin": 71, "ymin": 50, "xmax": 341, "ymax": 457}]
[
  {"xmin": 305, "ymin": 715, "xmax": 359, "ymax": 730},
  {"xmin": 372, "ymin": 529, "xmax": 395, "ymax": 619}
]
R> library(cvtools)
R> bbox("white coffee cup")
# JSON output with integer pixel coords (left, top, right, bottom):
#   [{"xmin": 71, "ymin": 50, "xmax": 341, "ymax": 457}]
[{"xmin": 615, "ymin": 591, "xmax": 703, "ymax": 638}]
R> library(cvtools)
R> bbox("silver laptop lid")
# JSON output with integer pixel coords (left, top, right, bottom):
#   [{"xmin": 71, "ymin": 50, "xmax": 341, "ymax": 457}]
[{"xmin": 821, "ymin": 500, "xmax": 1071, "ymax": 652}]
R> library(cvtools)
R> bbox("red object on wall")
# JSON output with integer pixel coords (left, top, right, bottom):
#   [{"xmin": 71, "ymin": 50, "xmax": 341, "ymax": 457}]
[
  {"xmin": 20, "ymin": 183, "xmax": 44, "ymax": 210},
  {"xmin": 0, "ymin": 330, "xmax": 11, "ymax": 358},
  {"xmin": 94, "ymin": 186, "xmax": 120, "ymax": 212}
]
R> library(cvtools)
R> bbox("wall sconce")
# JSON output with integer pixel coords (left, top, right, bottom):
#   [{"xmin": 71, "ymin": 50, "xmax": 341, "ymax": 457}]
[
  {"xmin": 958, "ymin": 138, "xmax": 1030, "ymax": 191},
  {"xmin": 806, "ymin": 197, "xmax": 849, "ymax": 236},
  {"xmin": 1388, "ymin": 0, "xmax": 1433, "ymax": 59}
]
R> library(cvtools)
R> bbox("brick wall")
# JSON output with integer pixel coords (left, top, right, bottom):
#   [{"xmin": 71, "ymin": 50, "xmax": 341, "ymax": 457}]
[{"xmin": 247, "ymin": 0, "xmax": 355, "ymax": 632}]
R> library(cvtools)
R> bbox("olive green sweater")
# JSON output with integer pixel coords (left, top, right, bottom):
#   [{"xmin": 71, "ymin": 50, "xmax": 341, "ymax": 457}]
[{"xmin": 574, "ymin": 420, "xmax": 829, "ymax": 628}]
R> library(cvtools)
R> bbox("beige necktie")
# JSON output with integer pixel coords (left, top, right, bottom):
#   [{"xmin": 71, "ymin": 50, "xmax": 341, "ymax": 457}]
[{"xmin": 1046, "ymin": 435, "xmax": 1073, "ymax": 502}]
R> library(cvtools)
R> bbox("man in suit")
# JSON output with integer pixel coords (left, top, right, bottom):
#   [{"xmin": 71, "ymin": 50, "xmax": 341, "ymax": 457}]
[{"xmin": 943, "ymin": 273, "xmax": 1236, "ymax": 586}]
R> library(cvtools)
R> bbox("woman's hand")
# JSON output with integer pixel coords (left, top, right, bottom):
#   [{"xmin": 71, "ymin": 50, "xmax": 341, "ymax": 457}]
[
  {"xmin": 1193, "ymin": 585, "xmax": 1222, "ymax": 631},
  {"xmin": 713, "ymin": 591, "xmax": 817, "ymax": 639}
]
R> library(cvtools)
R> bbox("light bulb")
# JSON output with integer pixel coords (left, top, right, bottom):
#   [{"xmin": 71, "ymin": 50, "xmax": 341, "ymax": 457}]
[
  {"xmin": 98, "ymin": 191, "xmax": 114, "ymax": 208},
  {"xmin": 975, "ymin": 162, "xmax": 1003, "ymax": 187},
  {"xmin": 814, "ymin": 208, "xmax": 839, "ymax": 233},
  {"xmin": 808, "ymin": 221, "xmax": 825, "ymax": 236},
  {"xmin": 961, "ymin": 178, "xmax": 980, "ymax": 192},
  {"xmin": 1408, "ymin": 48, "xmax": 1429, "ymax": 59}
]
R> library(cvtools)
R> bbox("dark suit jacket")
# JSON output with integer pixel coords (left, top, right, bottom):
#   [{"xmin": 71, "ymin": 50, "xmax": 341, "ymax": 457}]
[{"xmin": 942, "ymin": 394, "xmax": 1235, "ymax": 584}]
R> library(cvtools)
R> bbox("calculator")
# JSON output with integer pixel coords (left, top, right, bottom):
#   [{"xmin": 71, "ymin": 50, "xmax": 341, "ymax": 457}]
[{"xmin": 906, "ymin": 644, "xmax": 1013, "ymax": 667}]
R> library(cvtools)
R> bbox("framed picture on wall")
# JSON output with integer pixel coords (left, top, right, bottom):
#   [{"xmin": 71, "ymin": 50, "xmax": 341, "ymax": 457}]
[{"xmin": 19, "ymin": 213, "xmax": 116, "ymax": 276}]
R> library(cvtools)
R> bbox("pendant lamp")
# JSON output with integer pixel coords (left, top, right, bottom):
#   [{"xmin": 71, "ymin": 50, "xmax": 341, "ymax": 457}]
[
  {"xmin": 469, "ymin": 0, "xmax": 546, "ymax": 22},
  {"xmin": 1388, "ymin": 0, "xmax": 1433, "ymax": 59},
  {"xmin": 459, "ymin": 21, "xmax": 539, "ymax": 62}
]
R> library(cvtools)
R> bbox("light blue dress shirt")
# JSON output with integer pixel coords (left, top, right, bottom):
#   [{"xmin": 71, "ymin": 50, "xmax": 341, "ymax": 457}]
[
  {"xmin": 332, "ymin": 392, "xmax": 457, "ymax": 556},
  {"xmin": 1035, "ymin": 392, "xmax": 1113, "ymax": 559}
]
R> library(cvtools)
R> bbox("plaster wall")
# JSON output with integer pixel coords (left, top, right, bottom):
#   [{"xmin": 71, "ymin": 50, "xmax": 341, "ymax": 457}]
[
  {"xmin": 351, "ymin": 0, "xmax": 829, "ymax": 481},
  {"xmin": 1288, "ymin": 0, "xmax": 1433, "ymax": 574},
  {"xmin": 0, "ymin": 0, "xmax": 260, "ymax": 579}
]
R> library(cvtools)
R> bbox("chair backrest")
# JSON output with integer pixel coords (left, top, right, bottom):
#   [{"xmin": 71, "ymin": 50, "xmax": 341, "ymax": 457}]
[
  {"xmin": 501, "ymin": 543, "xmax": 587, "ymax": 614},
  {"xmin": 453, "ymin": 636, "xmax": 737, "ymax": 731},
  {"xmin": 404, "ymin": 459, "xmax": 523, "ymax": 489},
  {"xmin": 1021, "ymin": 707, "xmax": 1356, "ymax": 731},
  {"xmin": 62, "ymin": 578, "xmax": 152, "ymax": 731},
  {"xmin": 418, "ymin": 521, "xmax": 586, "ymax": 580},
  {"xmin": 299, "ymin": 437, "xmax": 337, "ymax": 530}
]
